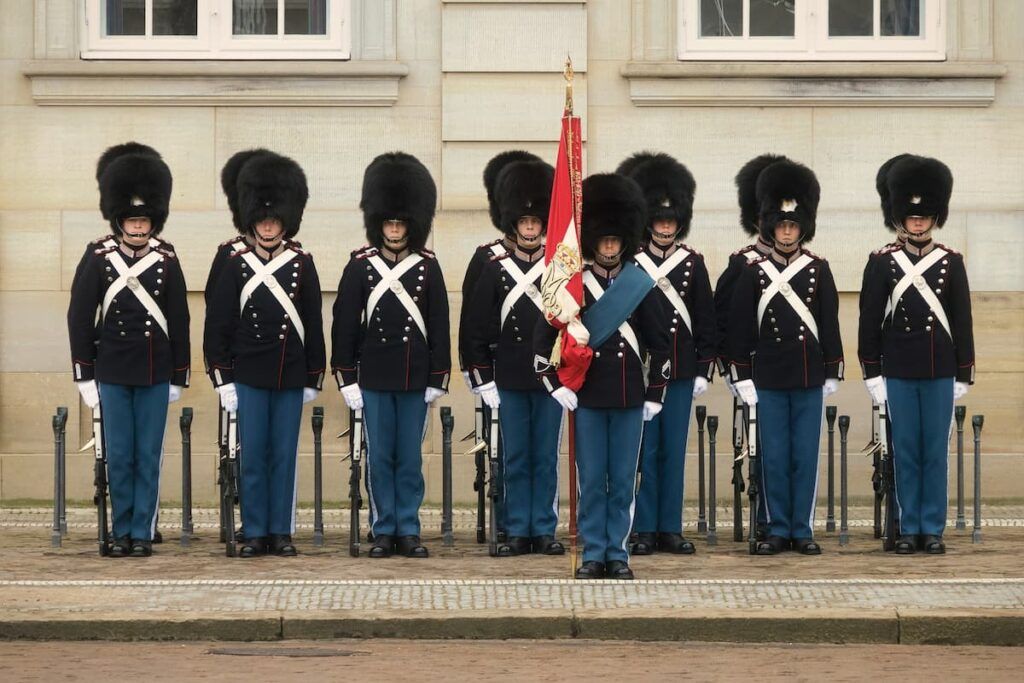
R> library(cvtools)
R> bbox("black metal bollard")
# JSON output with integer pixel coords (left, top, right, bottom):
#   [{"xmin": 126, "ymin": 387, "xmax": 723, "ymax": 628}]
[
  {"xmin": 312, "ymin": 406, "xmax": 325, "ymax": 547},
  {"xmin": 51, "ymin": 407, "xmax": 68, "ymax": 547},
  {"xmin": 838, "ymin": 415, "xmax": 850, "ymax": 546},
  {"xmin": 696, "ymin": 406, "xmax": 707, "ymax": 533},
  {"xmin": 179, "ymin": 407, "xmax": 193, "ymax": 547},
  {"xmin": 706, "ymin": 415, "xmax": 718, "ymax": 545},
  {"xmin": 955, "ymin": 406, "xmax": 967, "ymax": 530},
  {"xmin": 825, "ymin": 406, "xmax": 837, "ymax": 533},
  {"xmin": 972, "ymin": 415, "xmax": 984, "ymax": 543},
  {"xmin": 441, "ymin": 407, "xmax": 454, "ymax": 547}
]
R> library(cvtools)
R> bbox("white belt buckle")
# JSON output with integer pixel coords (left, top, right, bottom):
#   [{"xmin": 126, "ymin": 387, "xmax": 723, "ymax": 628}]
[
  {"xmin": 126, "ymin": 276, "xmax": 140, "ymax": 291},
  {"xmin": 779, "ymin": 282, "xmax": 792, "ymax": 295},
  {"xmin": 265, "ymin": 275, "xmax": 278, "ymax": 289},
  {"xmin": 657, "ymin": 277, "xmax": 671, "ymax": 291},
  {"xmin": 390, "ymin": 280, "xmax": 404, "ymax": 294},
  {"xmin": 526, "ymin": 284, "xmax": 539, "ymax": 298},
  {"xmin": 913, "ymin": 275, "xmax": 926, "ymax": 289}
]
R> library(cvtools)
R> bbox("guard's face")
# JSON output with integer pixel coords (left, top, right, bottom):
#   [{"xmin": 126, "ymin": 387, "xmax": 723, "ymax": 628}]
[
  {"xmin": 516, "ymin": 216, "xmax": 543, "ymax": 246},
  {"xmin": 120, "ymin": 216, "xmax": 152, "ymax": 247},
  {"xmin": 597, "ymin": 236, "xmax": 623, "ymax": 259},
  {"xmin": 382, "ymin": 219, "xmax": 408, "ymax": 248},
  {"xmin": 904, "ymin": 215, "xmax": 935, "ymax": 235},
  {"xmin": 650, "ymin": 218, "xmax": 678, "ymax": 246},
  {"xmin": 773, "ymin": 221, "xmax": 801, "ymax": 250},
  {"xmin": 254, "ymin": 218, "xmax": 284, "ymax": 246}
]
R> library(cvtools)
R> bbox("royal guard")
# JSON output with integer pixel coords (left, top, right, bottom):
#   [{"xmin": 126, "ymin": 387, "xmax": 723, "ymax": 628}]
[
  {"xmin": 727, "ymin": 159, "xmax": 843, "ymax": 556},
  {"xmin": 535, "ymin": 173, "xmax": 671, "ymax": 580},
  {"xmin": 332, "ymin": 152, "xmax": 451, "ymax": 559},
  {"xmin": 464, "ymin": 154, "xmax": 565, "ymax": 557},
  {"xmin": 204, "ymin": 151, "xmax": 325, "ymax": 558},
  {"xmin": 858, "ymin": 155, "xmax": 973, "ymax": 555},
  {"xmin": 67, "ymin": 143, "xmax": 190, "ymax": 557},
  {"xmin": 616, "ymin": 152, "xmax": 716, "ymax": 555}
]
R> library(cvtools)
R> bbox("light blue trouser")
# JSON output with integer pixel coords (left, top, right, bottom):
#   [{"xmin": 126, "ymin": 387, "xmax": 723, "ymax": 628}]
[
  {"xmin": 236, "ymin": 383, "xmax": 303, "ymax": 538},
  {"xmin": 886, "ymin": 377, "xmax": 954, "ymax": 537},
  {"xmin": 98, "ymin": 382, "xmax": 169, "ymax": 541},
  {"xmin": 363, "ymin": 389, "xmax": 429, "ymax": 537},
  {"xmin": 635, "ymin": 378, "xmax": 695, "ymax": 534},
  {"xmin": 497, "ymin": 388, "xmax": 563, "ymax": 538},
  {"xmin": 757, "ymin": 387, "xmax": 823, "ymax": 540},
  {"xmin": 575, "ymin": 406, "xmax": 644, "ymax": 564}
]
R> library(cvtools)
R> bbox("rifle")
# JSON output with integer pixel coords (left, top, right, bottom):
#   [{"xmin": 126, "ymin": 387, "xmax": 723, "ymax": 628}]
[
  {"xmin": 695, "ymin": 405, "xmax": 707, "ymax": 533},
  {"xmin": 51, "ymin": 407, "xmax": 68, "ymax": 548},
  {"xmin": 441, "ymin": 406, "xmax": 455, "ymax": 547},
  {"xmin": 878, "ymin": 402, "xmax": 898, "ymax": 551},
  {"xmin": 730, "ymin": 398, "xmax": 745, "ymax": 542},
  {"xmin": 744, "ymin": 404, "xmax": 759, "ymax": 555},
  {"xmin": 865, "ymin": 402, "xmax": 883, "ymax": 539},
  {"xmin": 469, "ymin": 396, "xmax": 487, "ymax": 544},
  {"xmin": 90, "ymin": 405, "xmax": 110, "ymax": 556},
  {"xmin": 312, "ymin": 406, "xmax": 325, "ymax": 547},
  {"xmin": 487, "ymin": 406, "xmax": 502, "ymax": 557},
  {"xmin": 179, "ymin": 407, "xmax": 194, "ymax": 547},
  {"xmin": 217, "ymin": 403, "xmax": 230, "ymax": 543},
  {"xmin": 349, "ymin": 409, "xmax": 365, "ymax": 557},
  {"xmin": 223, "ymin": 409, "xmax": 239, "ymax": 557}
]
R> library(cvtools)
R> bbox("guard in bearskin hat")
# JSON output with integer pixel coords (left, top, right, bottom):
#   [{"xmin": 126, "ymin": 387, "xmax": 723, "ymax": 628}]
[
  {"xmin": 204, "ymin": 150, "xmax": 325, "ymax": 558},
  {"xmin": 67, "ymin": 142, "xmax": 190, "ymax": 557},
  {"xmin": 616, "ymin": 152, "xmax": 716, "ymax": 556},
  {"xmin": 858, "ymin": 154, "xmax": 973, "ymax": 554},
  {"xmin": 534, "ymin": 173, "xmax": 671, "ymax": 580},
  {"xmin": 331, "ymin": 152, "xmax": 451, "ymax": 559},
  {"xmin": 727, "ymin": 159, "xmax": 844, "ymax": 555},
  {"xmin": 463, "ymin": 153, "xmax": 566, "ymax": 557}
]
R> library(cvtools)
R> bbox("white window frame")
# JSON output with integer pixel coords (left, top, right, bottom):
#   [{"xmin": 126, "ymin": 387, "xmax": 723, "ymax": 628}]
[
  {"xmin": 678, "ymin": 0, "xmax": 945, "ymax": 61},
  {"xmin": 81, "ymin": 0, "xmax": 352, "ymax": 59}
]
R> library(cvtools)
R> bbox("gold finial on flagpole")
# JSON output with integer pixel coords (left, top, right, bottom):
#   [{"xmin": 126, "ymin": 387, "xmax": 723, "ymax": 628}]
[{"xmin": 564, "ymin": 55, "xmax": 574, "ymax": 115}]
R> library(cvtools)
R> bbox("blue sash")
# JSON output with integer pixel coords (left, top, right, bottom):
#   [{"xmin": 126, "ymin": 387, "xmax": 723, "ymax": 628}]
[{"xmin": 582, "ymin": 261, "xmax": 655, "ymax": 349}]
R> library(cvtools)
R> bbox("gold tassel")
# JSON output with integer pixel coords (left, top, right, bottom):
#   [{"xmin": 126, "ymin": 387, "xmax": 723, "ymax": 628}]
[{"xmin": 549, "ymin": 329, "xmax": 564, "ymax": 367}]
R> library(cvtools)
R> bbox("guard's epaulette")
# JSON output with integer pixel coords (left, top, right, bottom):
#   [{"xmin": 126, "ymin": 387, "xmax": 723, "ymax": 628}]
[
  {"xmin": 154, "ymin": 245, "xmax": 177, "ymax": 259},
  {"xmin": 801, "ymin": 248, "xmax": 823, "ymax": 261},
  {"xmin": 489, "ymin": 251, "xmax": 511, "ymax": 263},
  {"xmin": 678, "ymin": 242, "xmax": 702, "ymax": 257},
  {"xmin": 747, "ymin": 254, "xmax": 769, "ymax": 266},
  {"xmin": 95, "ymin": 245, "xmax": 117, "ymax": 256},
  {"xmin": 229, "ymin": 246, "xmax": 252, "ymax": 258},
  {"xmin": 934, "ymin": 243, "xmax": 961, "ymax": 256},
  {"xmin": 417, "ymin": 248, "xmax": 436, "ymax": 259},
  {"xmin": 355, "ymin": 247, "xmax": 378, "ymax": 260},
  {"xmin": 285, "ymin": 240, "xmax": 308, "ymax": 256},
  {"xmin": 219, "ymin": 235, "xmax": 245, "ymax": 248},
  {"xmin": 90, "ymin": 234, "xmax": 116, "ymax": 246},
  {"xmin": 873, "ymin": 243, "xmax": 902, "ymax": 256},
  {"xmin": 731, "ymin": 244, "xmax": 757, "ymax": 257},
  {"xmin": 478, "ymin": 238, "xmax": 503, "ymax": 250},
  {"xmin": 351, "ymin": 244, "xmax": 373, "ymax": 256}
]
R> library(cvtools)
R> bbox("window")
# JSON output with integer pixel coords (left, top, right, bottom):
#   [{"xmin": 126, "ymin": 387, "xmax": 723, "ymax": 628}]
[
  {"xmin": 679, "ymin": 0, "xmax": 945, "ymax": 61},
  {"xmin": 82, "ymin": 0, "xmax": 351, "ymax": 59}
]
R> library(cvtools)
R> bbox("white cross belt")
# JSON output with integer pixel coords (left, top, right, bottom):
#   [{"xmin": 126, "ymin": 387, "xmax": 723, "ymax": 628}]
[
  {"xmin": 498, "ymin": 258, "xmax": 546, "ymax": 329},
  {"xmin": 101, "ymin": 250, "xmax": 168, "ymax": 337},
  {"xmin": 886, "ymin": 248, "xmax": 951, "ymax": 339},
  {"xmin": 366, "ymin": 254, "xmax": 428, "ymax": 340},
  {"xmin": 634, "ymin": 249, "xmax": 692, "ymax": 335},
  {"xmin": 239, "ymin": 250, "xmax": 306, "ymax": 344},
  {"xmin": 756, "ymin": 254, "xmax": 818, "ymax": 341},
  {"xmin": 583, "ymin": 271, "xmax": 641, "ymax": 359}
]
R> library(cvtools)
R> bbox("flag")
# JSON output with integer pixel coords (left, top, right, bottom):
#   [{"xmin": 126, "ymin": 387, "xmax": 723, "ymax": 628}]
[{"xmin": 540, "ymin": 102, "xmax": 591, "ymax": 390}]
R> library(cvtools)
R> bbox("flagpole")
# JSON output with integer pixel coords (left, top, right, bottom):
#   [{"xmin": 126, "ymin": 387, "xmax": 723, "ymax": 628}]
[{"xmin": 563, "ymin": 56, "xmax": 580, "ymax": 579}]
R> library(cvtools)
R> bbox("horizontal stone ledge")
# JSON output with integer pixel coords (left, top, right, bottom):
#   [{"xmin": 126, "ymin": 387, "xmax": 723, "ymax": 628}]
[
  {"xmin": 621, "ymin": 60, "xmax": 1007, "ymax": 108},
  {"xmin": 21, "ymin": 60, "xmax": 410, "ymax": 107}
]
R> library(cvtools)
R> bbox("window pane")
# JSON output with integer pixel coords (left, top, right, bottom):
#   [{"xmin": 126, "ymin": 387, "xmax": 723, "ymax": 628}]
[
  {"xmin": 750, "ymin": 0, "xmax": 795, "ymax": 37},
  {"xmin": 234, "ymin": 0, "xmax": 278, "ymax": 35},
  {"xmin": 105, "ymin": 0, "xmax": 145, "ymax": 36},
  {"xmin": 153, "ymin": 0, "xmax": 198, "ymax": 36},
  {"xmin": 881, "ymin": 0, "xmax": 921, "ymax": 36},
  {"xmin": 285, "ymin": 0, "xmax": 327, "ymax": 35},
  {"xmin": 700, "ymin": 0, "xmax": 742, "ymax": 37},
  {"xmin": 829, "ymin": 0, "xmax": 873, "ymax": 37}
]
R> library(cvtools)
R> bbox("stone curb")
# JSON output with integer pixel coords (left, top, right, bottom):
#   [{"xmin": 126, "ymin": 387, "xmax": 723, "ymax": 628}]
[{"xmin": 1, "ymin": 609, "xmax": 1021, "ymax": 645}]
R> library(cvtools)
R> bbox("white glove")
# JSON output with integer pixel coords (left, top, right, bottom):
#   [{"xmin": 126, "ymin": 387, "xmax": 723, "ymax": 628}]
[
  {"xmin": 76, "ymin": 380, "xmax": 100, "ymax": 409},
  {"xmin": 551, "ymin": 386, "xmax": 578, "ymax": 412},
  {"xmin": 302, "ymin": 388, "xmax": 319, "ymax": 404},
  {"xmin": 865, "ymin": 376, "xmax": 887, "ymax": 405},
  {"xmin": 822, "ymin": 379, "xmax": 839, "ymax": 398},
  {"xmin": 734, "ymin": 379, "xmax": 758, "ymax": 406},
  {"xmin": 168, "ymin": 385, "xmax": 182, "ymax": 404},
  {"xmin": 478, "ymin": 381, "xmax": 501, "ymax": 410},
  {"xmin": 723, "ymin": 375, "xmax": 738, "ymax": 398},
  {"xmin": 341, "ymin": 383, "xmax": 363, "ymax": 411},
  {"xmin": 954, "ymin": 381, "xmax": 969, "ymax": 400},
  {"xmin": 692, "ymin": 377, "xmax": 709, "ymax": 398},
  {"xmin": 642, "ymin": 401, "xmax": 663, "ymax": 422},
  {"xmin": 424, "ymin": 387, "xmax": 446, "ymax": 404},
  {"xmin": 217, "ymin": 383, "xmax": 238, "ymax": 412}
]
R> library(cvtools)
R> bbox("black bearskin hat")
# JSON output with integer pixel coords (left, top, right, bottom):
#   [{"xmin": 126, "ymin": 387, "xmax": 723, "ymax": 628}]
[
  {"xmin": 494, "ymin": 158, "xmax": 554, "ymax": 235},
  {"xmin": 875, "ymin": 153, "xmax": 912, "ymax": 230},
  {"xmin": 735, "ymin": 154, "xmax": 789, "ymax": 237},
  {"xmin": 885, "ymin": 154, "xmax": 953, "ymax": 229},
  {"xmin": 580, "ymin": 173, "xmax": 647, "ymax": 261},
  {"xmin": 756, "ymin": 159, "xmax": 820, "ymax": 244},
  {"xmin": 361, "ymin": 152, "xmax": 437, "ymax": 251},
  {"xmin": 616, "ymin": 152, "xmax": 696, "ymax": 242},
  {"xmin": 221, "ymin": 148, "xmax": 273, "ymax": 233},
  {"xmin": 483, "ymin": 150, "xmax": 542, "ymax": 232},
  {"xmin": 236, "ymin": 150, "xmax": 308, "ymax": 239},
  {"xmin": 96, "ymin": 142, "xmax": 173, "ymax": 236}
]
